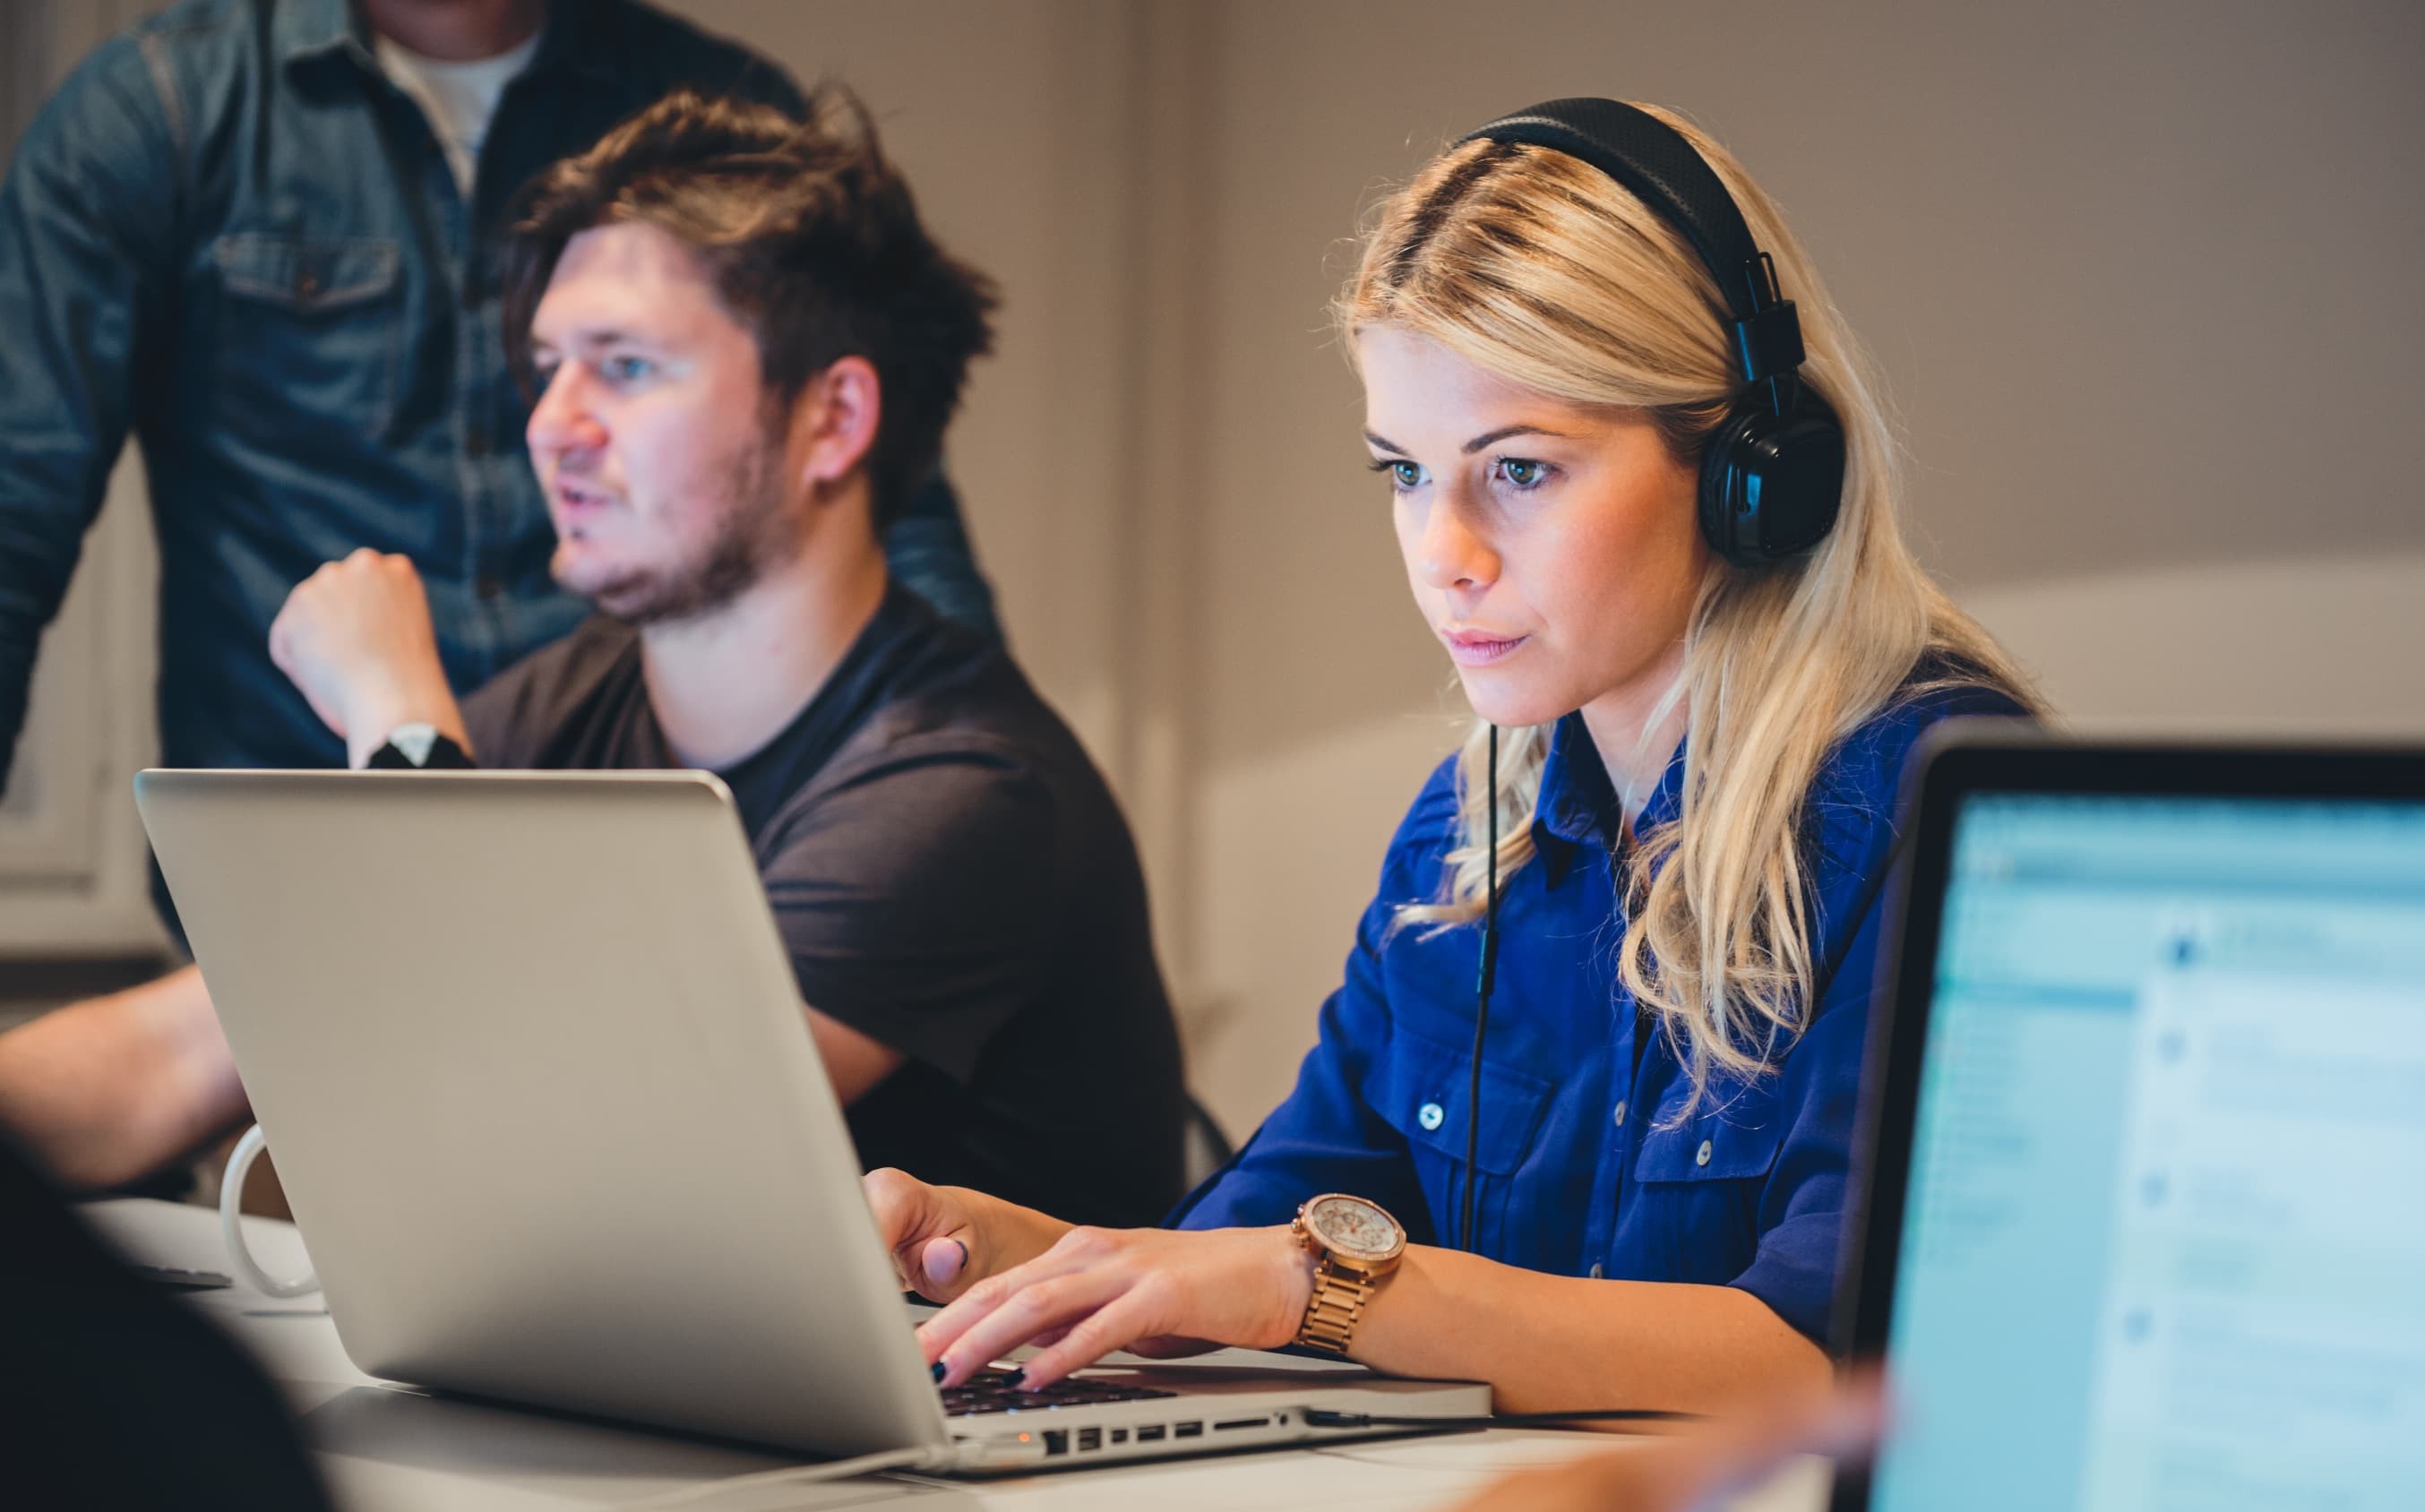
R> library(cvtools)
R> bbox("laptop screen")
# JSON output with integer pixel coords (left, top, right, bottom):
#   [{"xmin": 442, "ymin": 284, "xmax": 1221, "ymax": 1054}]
[{"xmin": 1867, "ymin": 791, "xmax": 2425, "ymax": 1510}]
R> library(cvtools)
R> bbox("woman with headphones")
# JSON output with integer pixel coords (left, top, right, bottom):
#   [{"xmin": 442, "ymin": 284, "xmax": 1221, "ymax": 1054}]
[{"xmin": 867, "ymin": 99, "xmax": 2039, "ymax": 1414}]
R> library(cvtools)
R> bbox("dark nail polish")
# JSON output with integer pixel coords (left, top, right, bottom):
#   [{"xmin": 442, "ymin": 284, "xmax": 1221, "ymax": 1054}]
[
  {"xmin": 1003, "ymin": 1368, "xmax": 1026, "ymax": 1389},
  {"xmin": 931, "ymin": 1361, "xmax": 948, "ymax": 1383}
]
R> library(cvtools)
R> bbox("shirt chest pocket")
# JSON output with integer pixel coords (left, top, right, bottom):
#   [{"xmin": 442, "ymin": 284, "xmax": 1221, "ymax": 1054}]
[
  {"xmin": 1370, "ymin": 1029, "xmax": 1553, "ymax": 1251},
  {"xmin": 210, "ymin": 235, "xmax": 404, "ymax": 441},
  {"xmin": 1623, "ymin": 1091, "xmax": 1784, "ymax": 1284}
]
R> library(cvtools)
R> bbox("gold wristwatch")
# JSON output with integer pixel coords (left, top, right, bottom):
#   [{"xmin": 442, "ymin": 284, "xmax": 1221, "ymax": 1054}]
[{"xmin": 1290, "ymin": 1193, "xmax": 1406, "ymax": 1356}]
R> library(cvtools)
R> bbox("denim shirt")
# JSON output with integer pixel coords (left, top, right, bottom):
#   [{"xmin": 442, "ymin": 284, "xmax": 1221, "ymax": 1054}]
[
  {"xmin": 0, "ymin": 0, "xmax": 999, "ymax": 785},
  {"xmin": 1174, "ymin": 676, "xmax": 2029, "ymax": 1344}
]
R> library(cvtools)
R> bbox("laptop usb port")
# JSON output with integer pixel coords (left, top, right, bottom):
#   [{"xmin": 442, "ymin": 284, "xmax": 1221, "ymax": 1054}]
[
  {"xmin": 1042, "ymin": 1430, "xmax": 1069, "ymax": 1456},
  {"xmin": 1110, "ymin": 1428, "xmax": 1129, "ymax": 1444},
  {"xmin": 1077, "ymin": 1428, "xmax": 1102, "ymax": 1452},
  {"xmin": 1173, "ymin": 1421, "xmax": 1203, "ymax": 1439},
  {"xmin": 1214, "ymin": 1416, "xmax": 1266, "ymax": 1432},
  {"xmin": 1136, "ymin": 1424, "xmax": 1166, "ymax": 1442}
]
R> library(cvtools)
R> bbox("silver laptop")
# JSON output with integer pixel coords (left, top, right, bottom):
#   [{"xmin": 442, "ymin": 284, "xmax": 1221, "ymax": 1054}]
[{"xmin": 136, "ymin": 768, "xmax": 1486, "ymax": 1473}]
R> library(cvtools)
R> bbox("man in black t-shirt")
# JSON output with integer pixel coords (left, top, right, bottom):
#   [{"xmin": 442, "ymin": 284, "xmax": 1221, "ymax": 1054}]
[
  {"xmin": 9, "ymin": 90, "xmax": 1186, "ymax": 1226},
  {"xmin": 433, "ymin": 579, "xmax": 1186, "ymax": 1224}
]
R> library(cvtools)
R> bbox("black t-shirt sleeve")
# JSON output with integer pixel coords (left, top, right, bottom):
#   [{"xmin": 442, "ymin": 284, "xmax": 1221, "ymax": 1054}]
[
  {"xmin": 759, "ymin": 736, "xmax": 1058, "ymax": 1085},
  {"xmin": 459, "ymin": 676, "xmax": 520, "ymax": 768},
  {"xmin": 460, "ymin": 649, "xmax": 557, "ymax": 769},
  {"xmin": 457, "ymin": 617, "xmax": 641, "ymax": 770}
]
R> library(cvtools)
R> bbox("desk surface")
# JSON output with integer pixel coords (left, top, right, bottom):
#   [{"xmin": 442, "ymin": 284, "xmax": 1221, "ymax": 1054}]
[{"xmin": 82, "ymin": 1199, "xmax": 1831, "ymax": 1512}]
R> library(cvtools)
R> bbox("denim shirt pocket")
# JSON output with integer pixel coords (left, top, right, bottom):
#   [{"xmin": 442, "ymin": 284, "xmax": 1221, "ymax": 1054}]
[
  {"xmin": 1370, "ymin": 1028, "xmax": 1553, "ymax": 1252},
  {"xmin": 1624, "ymin": 1087, "xmax": 1784, "ymax": 1283},
  {"xmin": 211, "ymin": 235, "xmax": 404, "ymax": 441}
]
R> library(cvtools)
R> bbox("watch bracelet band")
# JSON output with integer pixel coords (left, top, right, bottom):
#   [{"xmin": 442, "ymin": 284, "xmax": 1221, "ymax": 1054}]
[{"xmin": 1295, "ymin": 1252, "xmax": 1376, "ymax": 1356}]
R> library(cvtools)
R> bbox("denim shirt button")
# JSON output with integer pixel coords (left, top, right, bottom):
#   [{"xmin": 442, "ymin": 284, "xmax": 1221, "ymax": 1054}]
[
  {"xmin": 1416, "ymin": 1101, "xmax": 1445, "ymax": 1132},
  {"xmin": 1695, "ymin": 1138, "xmax": 1713, "ymax": 1167},
  {"xmin": 1588, "ymin": 1263, "xmax": 1604, "ymax": 1280}
]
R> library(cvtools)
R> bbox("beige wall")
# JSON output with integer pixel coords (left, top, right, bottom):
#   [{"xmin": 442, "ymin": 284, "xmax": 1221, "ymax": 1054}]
[{"xmin": 681, "ymin": 0, "xmax": 2425, "ymax": 1134}]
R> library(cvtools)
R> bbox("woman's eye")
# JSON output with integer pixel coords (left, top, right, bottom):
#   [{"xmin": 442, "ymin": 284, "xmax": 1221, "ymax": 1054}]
[
  {"xmin": 1373, "ymin": 460, "xmax": 1424, "ymax": 492},
  {"xmin": 602, "ymin": 355, "xmax": 654, "ymax": 384},
  {"xmin": 1493, "ymin": 457, "xmax": 1550, "ymax": 490}
]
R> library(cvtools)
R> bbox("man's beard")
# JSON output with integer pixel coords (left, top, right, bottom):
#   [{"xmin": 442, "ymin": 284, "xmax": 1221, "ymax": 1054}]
[{"xmin": 563, "ymin": 428, "xmax": 796, "ymax": 629}]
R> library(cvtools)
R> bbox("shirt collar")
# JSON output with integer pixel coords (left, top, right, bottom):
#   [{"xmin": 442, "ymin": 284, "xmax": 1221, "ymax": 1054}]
[
  {"xmin": 278, "ymin": 0, "xmax": 366, "ymax": 72},
  {"xmin": 1530, "ymin": 712, "xmax": 1689, "ymax": 881}
]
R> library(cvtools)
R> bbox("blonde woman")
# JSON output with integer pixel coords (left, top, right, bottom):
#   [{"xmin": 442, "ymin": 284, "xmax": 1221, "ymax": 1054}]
[{"xmin": 866, "ymin": 99, "xmax": 2039, "ymax": 1415}]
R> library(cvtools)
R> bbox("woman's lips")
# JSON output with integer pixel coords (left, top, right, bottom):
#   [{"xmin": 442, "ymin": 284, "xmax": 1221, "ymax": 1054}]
[{"xmin": 1441, "ymin": 628, "xmax": 1529, "ymax": 666}]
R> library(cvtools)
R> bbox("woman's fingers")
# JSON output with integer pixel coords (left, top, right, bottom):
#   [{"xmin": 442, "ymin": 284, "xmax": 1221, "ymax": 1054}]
[
  {"xmin": 917, "ymin": 1227, "xmax": 1303, "ymax": 1390},
  {"xmin": 863, "ymin": 1168, "xmax": 937, "ymax": 1286},
  {"xmin": 917, "ymin": 1225, "xmax": 1111, "ymax": 1362},
  {"xmin": 927, "ymin": 1267, "xmax": 1131, "ymax": 1387},
  {"xmin": 863, "ymin": 1169, "xmax": 983, "ymax": 1302},
  {"xmin": 917, "ymin": 1235, "xmax": 970, "ymax": 1293},
  {"xmin": 1010, "ymin": 1281, "xmax": 1179, "ymax": 1388}
]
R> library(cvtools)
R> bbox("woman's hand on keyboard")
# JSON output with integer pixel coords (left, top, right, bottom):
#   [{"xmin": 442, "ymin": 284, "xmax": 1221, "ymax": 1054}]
[
  {"xmin": 863, "ymin": 1167, "xmax": 1071, "ymax": 1304},
  {"xmin": 915, "ymin": 1224, "xmax": 1314, "ymax": 1391}
]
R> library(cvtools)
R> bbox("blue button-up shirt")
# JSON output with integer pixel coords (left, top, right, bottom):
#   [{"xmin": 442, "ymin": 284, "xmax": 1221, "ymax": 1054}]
[
  {"xmin": 0, "ymin": 0, "xmax": 997, "ymax": 786},
  {"xmin": 1174, "ymin": 676, "xmax": 2027, "ymax": 1344}
]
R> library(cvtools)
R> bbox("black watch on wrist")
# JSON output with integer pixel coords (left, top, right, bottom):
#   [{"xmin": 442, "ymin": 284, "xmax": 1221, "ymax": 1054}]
[{"xmin": 364, "ymin": 722, "xmax": 474, "ymax": 770}]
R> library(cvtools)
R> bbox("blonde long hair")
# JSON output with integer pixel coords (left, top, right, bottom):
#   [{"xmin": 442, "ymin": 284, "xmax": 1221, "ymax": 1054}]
[{"xmin": 1349, "ymin": 108, "xmax": 2042, "ymax": 1113}]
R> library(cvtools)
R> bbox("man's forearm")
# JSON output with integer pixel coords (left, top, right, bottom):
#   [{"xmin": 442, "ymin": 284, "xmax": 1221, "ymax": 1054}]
[{"xmin": 0, "ymin": 965, "xmax": 247, "ymax": 1191}]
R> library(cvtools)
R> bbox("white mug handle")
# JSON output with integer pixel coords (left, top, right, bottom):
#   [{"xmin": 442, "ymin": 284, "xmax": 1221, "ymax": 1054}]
[{"xmin": 219, "ymin": 1123, "xmax": 319, "ymax": 1297}]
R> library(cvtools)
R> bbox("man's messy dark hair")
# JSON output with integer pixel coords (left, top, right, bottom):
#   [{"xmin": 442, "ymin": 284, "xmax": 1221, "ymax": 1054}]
[{"xmin": 503, "ymin": 88, "xmax": 997, "ymax": 527}]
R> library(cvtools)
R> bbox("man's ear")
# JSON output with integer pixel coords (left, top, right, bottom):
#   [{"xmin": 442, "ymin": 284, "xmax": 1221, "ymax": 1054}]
[{"xmin": 792, "ymin": 356, "xmax": 882, "ymax": 497}]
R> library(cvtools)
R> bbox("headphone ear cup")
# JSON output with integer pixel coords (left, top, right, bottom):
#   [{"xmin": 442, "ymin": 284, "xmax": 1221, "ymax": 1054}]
[
  {"xmin": 1696, "ymin": 404, "xmax": 1767, "ymax": 567},
  {"xmin": 1695, "ymin": 398, "xmax": 1846, "ymax": 567}
]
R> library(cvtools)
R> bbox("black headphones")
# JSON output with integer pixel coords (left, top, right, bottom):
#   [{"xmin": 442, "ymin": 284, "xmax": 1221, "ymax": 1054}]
[{"xmin": 1457, "ymin": 99, "xmax": 1845, "ymax": 567}]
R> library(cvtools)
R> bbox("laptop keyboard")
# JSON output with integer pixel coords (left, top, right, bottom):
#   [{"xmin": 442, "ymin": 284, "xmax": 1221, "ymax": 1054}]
[{"xmin": 941, "ymin": 1368, "xmax": 1177, "ymax": 1417}]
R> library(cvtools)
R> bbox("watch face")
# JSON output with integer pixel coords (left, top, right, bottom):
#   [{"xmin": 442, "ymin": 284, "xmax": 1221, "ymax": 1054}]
[{"xmin": 1305, "ymin": 1195, "xmax": 1403, "ymax": 1263}]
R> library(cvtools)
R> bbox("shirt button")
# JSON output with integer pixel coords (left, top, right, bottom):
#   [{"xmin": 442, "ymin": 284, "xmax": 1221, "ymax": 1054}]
[
  {"xmin": 296, "ymin": 270, "xmax": 319, "ymax": 300},
  {"xmin": 475, "ymin": 573, "xmax": 504, "ymax": 600},
  {"xmin": 1588, "ymin": 1263, "xmax": 1604, "ymax": 1280},
  {"xmin": 1612, "ymin": 1100, "xmax": 1628, "ymax": 1128},
  {"xmin": 1416, "ymin": 1102, "xmax": 1444, "ymax": 1132},
  {"xmin": 1695, "ymin": 1138, "xmax": 1713, "ymax": 1167}
]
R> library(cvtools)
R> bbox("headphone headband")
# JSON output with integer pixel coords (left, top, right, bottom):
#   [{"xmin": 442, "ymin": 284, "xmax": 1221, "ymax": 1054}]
[
  {"xmin": 1455, "ymin": 98, "xmax": 1845, "ymax": 566},
  {"xmin": 1458, "ymin": 99, "xmax": 1769, "ymax": 319},
  {"xmin": 1457, "ymin": 99, "xmax": 1805, "ymax": 410}
]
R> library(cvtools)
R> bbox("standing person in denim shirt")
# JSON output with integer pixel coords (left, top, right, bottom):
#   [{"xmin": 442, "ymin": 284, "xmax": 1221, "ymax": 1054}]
[
  {"xmin": 864, "ymin": 102, "xmax": 2042, "ymax": 1418},
  {"xmin": 0, "ymin": 0, "xmax": 999, "ymax": 802}
]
